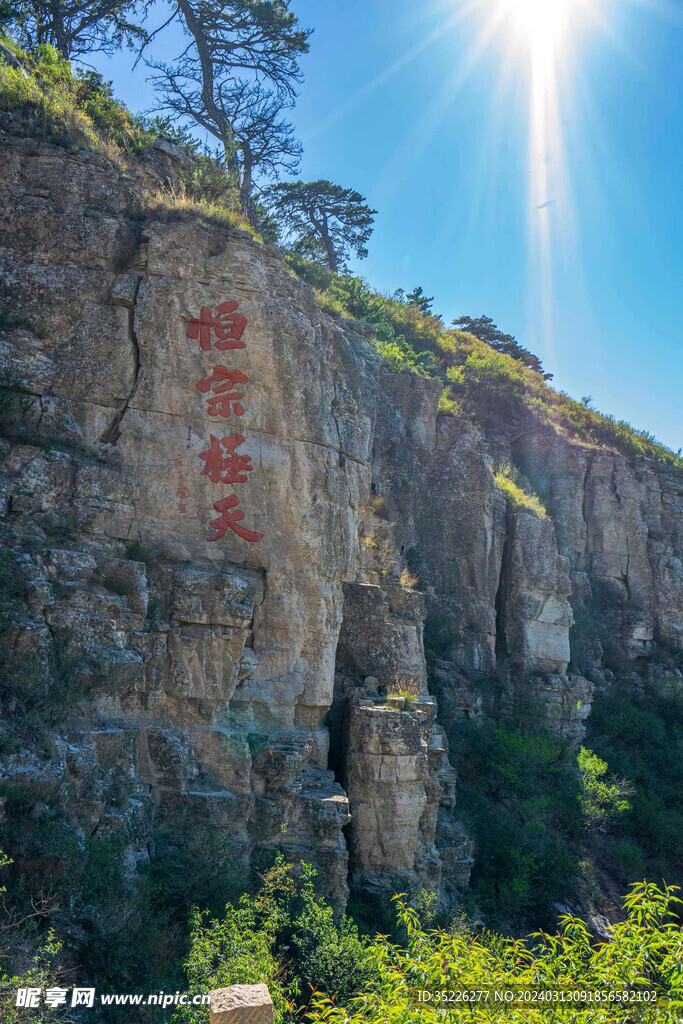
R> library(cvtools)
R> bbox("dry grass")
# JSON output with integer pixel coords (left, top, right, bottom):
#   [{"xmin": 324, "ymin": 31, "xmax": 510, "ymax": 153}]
[
  {"xmin": 368, "ymin": 493, "xmax": 386, "ymax": 516},
  {"xmin": 494, "ymin": 463, "xmax": 548, "ymax": 520},
  {"xmin": 370, "ymin": 535, "xmax": 398, "ymax": 580},
  {"xmin": 148, "ymin": 183, "xmax": 257, "ymax": 235},
  {"xmin": 399, "ymin": 567, "xmax": 419, "ymax": 589}
]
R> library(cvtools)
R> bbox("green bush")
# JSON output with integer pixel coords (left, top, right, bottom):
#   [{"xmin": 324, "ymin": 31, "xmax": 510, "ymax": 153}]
[
  {"xmin": 290, "ymin": 864, "xmax": 368, "ymax": 1004},
  {"xmin": 577, "ymin": 746, "xmax": 631, "ymax": 832},
  {"xmin": 307, "ymin": 883, "xmax": 683, "ymax": 1023},
  {"xmin": 0, "ymin": 42, "xmax": 154, "ymax": 154},
  {"xmin": 174, "ymin": 856, "xmax": 370, "ymax": 1023},
  {"xmin": 0, "ymin": 850, "xmax": 71, "ymax": 1023}
]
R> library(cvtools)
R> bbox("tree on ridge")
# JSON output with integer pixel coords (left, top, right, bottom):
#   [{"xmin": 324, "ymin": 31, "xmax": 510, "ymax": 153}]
[
  {"xmin": 266, "ymin": 179, "xmax": 376, "ymax": 273},
  {"xmin": 2, "ymin": 0, "xmax": 146, "ymax": 59}
]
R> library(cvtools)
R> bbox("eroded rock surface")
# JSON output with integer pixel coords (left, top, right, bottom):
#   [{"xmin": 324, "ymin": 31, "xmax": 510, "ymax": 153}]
[{"xmin": 1, "ymin": 134, "xmax": 682, "ymax": 910}]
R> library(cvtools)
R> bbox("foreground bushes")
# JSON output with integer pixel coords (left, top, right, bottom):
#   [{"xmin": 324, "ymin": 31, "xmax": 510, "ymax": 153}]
[
  {"xmin": 307, "ymin": 883, "xmax": 683, "ymax": 1023},
  {"xmin": 2, "ymin": 848, "xmax": 682, "ymax": 1023},
  {"xmin": 176, "ymin": 859, "xmax": 369, "ymax": 1023},
  {"xmin": 171, "ymin": 858, "xmax": 683, "ymax": 1023}
]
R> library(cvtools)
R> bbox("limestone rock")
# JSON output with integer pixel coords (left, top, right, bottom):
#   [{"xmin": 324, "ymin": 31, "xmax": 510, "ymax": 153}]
[
  {"xmin": 209, "ymin": 985, "xmax": 274, "ymax": 1024},
  {"xmin": 1, "ymin": 130, "xmax": 682, "ymax": 917}
]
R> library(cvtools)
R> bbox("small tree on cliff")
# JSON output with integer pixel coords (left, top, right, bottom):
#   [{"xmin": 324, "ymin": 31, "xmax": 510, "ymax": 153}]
[
  {"xmin": 149, "ymin": 0, "xmax": 309, "ymax": 199},
  {"xmin": 267, "ymin": 179, "xmax": 376, "ymax": 273},
  {"xmin": 452, "ymin": 314, "xmax": 552, "ymax": 379},
  {"xmin": 406, "ymin": 286, "xmax": 434, "ymax": 314},
  {"xmin": 3, "ymin": 0, "xmax": 145, "ymax": 58}
]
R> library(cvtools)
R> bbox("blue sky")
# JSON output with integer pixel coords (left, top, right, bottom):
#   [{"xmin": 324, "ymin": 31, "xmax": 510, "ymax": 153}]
[{"xmin": 92, "ymin": 0, "xmax": 683, "ymax": 451}]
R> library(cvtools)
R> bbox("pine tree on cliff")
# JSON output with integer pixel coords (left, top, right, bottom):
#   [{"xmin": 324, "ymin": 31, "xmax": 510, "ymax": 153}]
[
  {"xmin": 266, "ymin": 180, "xmax": 376, "ymax": 273},
  {"xmin": 406, "ymin": 286, "xmax": 434, "ymax": 313},
  {"xmin": 149, "ymin": 0, "xmax": 309, "ymax": 219},
  {"xmin": 3, "ymin": 0, "xmax": 144, "ymax": 58},
  {"xmin": 452, "ymin": 314, "xmax": 552, "ymax": 380},
  {"xmin": 154, "ymin": 72, "xmax": 302, "ymax": 225}
]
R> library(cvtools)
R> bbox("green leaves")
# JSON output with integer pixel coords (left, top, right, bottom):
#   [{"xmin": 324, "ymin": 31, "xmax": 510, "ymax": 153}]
[
  {"xmin": 267, "ymin": 180, "xmax": 376, "ymax": 273},
  {"xmin": 577, "ymin": 747, "xmax": 632, "ymax": 832},
  {"xmin": 307, "ymin": 884, "xmax": 683, "ymax": 1024}
]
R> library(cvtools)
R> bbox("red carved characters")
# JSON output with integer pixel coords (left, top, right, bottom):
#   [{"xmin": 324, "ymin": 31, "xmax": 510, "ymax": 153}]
[
  {"xmin": 196, "ymin": 367, "xmax": 248, "ymax": 418},
  {"xmin": 207, "ymin": 496, "xmax": 264, "ymax": 544},
  {"xmin": 188, "ymin": 299, "xmax": 262, "ymax": 544},
  {"xmin": 199, "ymin": 434, "xmax": 254, "ymax": 485},
  {"xmin": 174, "ymin": 455, "xmax": 190, "ymax": 514},
  {"xmin": 186, "ymin": 301, "xmax": 247, "ymax": 352}
]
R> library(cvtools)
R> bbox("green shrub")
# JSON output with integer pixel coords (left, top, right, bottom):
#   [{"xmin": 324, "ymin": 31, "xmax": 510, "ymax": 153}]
[
  {"xmin": 125, "ymin": 539, "xmax": 152, "ymax": 562},
  {"xmin": 174, "ymin": 856, "xmax": 371, "ymax": 1022},
  {"xmin": 437, "ymin": 388, "xmax": 460, "ymax": 416},
  {"xmin": 73, "ymin": 69, "xmax": 154, "ymax": 152},
  {"xmin": 0, "ymin": 850, "xmax": 70, "ymax": 1023},
  {"xmin": 0, "ymin": 42, "xmax": 155, "ymax": 155},
  {"xmin": 102, "ymin": 574, "xmax": 133, "ymax": 597},
  {"xmin": 307, "ymin": 883, "xmax": 683, "ymax": 1024},
  {"xmin": 290, "ymin": 864, "xmax": 368, "ymax": 1004},
  {"xmin": 386, "ymin": 677, "xmax": 421, "ymax": 707},
  {"xmin": 577, "ymin": 747, "xmax": 631, "ymax": 832}
]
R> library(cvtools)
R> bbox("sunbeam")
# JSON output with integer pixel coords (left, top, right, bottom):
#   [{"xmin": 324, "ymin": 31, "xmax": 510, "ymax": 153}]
[{"xmin": 497, "ymin": 0, "xmax": 599, "ymax": 352}]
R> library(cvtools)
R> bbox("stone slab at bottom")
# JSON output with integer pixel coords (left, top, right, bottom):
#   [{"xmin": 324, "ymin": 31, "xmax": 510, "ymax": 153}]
[{"xmin": 209, "ymin": 984, "xmax": 274, "ymax": 1024}]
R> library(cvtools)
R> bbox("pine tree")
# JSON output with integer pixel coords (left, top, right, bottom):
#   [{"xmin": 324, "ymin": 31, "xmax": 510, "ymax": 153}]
[
  {"xmin": 266, "ymin": 179, "xmax": 376, "ymax": 273},
  {"xmin": 150, "ymin": 0, "xmax": 309, "ymax": 202}
]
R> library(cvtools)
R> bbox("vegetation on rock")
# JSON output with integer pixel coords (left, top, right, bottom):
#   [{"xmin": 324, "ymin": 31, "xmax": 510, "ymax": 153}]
[{"xmin": 494, "ymin": 463, "xmax": 548, "ymax": 520}]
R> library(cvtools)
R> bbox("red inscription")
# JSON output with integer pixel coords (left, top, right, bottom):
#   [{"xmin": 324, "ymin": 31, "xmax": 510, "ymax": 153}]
[
  {"xmin": 197, "ymin": 367, "xmax": 249, "ymax": 418},
  {"xmin": 207, "ymin": 495, "xmax": 263, "ymax": 544},
  {"xmin": 187, "ymin": 302, "xmax": 247, "ymax": 352},
  {"xmin": 199, "ymin": 434, "xmax": 254, "ymax": 485},
  {"xmin": 173, "ymin": 452, "xmax": 191, "ymax": 514}
]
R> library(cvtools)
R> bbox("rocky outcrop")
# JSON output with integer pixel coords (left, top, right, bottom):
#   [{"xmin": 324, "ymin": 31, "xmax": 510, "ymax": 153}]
[
  {"xmin": 1, "ymin": 132, "xmax": 682, "ymax": 915},
  {"xmin": 519, "ymin": 438, "xmax": 683, "ymax": 666}
]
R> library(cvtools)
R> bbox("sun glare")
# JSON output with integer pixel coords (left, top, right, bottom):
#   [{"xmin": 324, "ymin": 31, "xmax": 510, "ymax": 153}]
[
  {"xmin": 499, "ymin": 0, "xmax": 593, "ymax": 350},
  {"xmin": 511, "ymin": 0, "xmax": 575, "ymax": 52}
]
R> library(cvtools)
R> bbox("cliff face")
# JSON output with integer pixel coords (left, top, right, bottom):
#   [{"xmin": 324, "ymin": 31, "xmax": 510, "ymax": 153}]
[{"xmin": 1, "ymin": 135, "xmax": 682, "ymax": 910}]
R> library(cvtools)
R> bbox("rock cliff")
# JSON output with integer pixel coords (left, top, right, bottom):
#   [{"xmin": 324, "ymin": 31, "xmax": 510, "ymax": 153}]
[{"xmin": 1, "ymin": 134, "xmax": 682, "ymax": 911}]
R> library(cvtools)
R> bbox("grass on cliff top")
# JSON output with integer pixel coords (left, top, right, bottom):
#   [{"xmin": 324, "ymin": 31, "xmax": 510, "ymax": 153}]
[
  {"xmin": 289, "ymin": 255, "xmax": 683, "ymax": 470},
  {"xmin": 0, "ymin": 40, "xmax": 258, "ymax": 237},
  {"xmin": 0, "ymin": 38, "xmax": 143, "ymax": 159}
]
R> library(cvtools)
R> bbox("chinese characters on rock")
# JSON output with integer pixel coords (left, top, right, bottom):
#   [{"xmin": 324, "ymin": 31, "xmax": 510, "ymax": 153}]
[
  {"xmin": 187, "ymin": 301, "xmax": 263, "ymax": 544},
  {"xmin": 173, "ymin": 454, "xmax": 190, "ymax": 515}
]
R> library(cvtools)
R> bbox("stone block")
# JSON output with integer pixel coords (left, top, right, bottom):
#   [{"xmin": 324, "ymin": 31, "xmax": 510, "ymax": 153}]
[{"xmin": 209, "ymin": 985, "xmax": 274, "ymax": 1024}]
